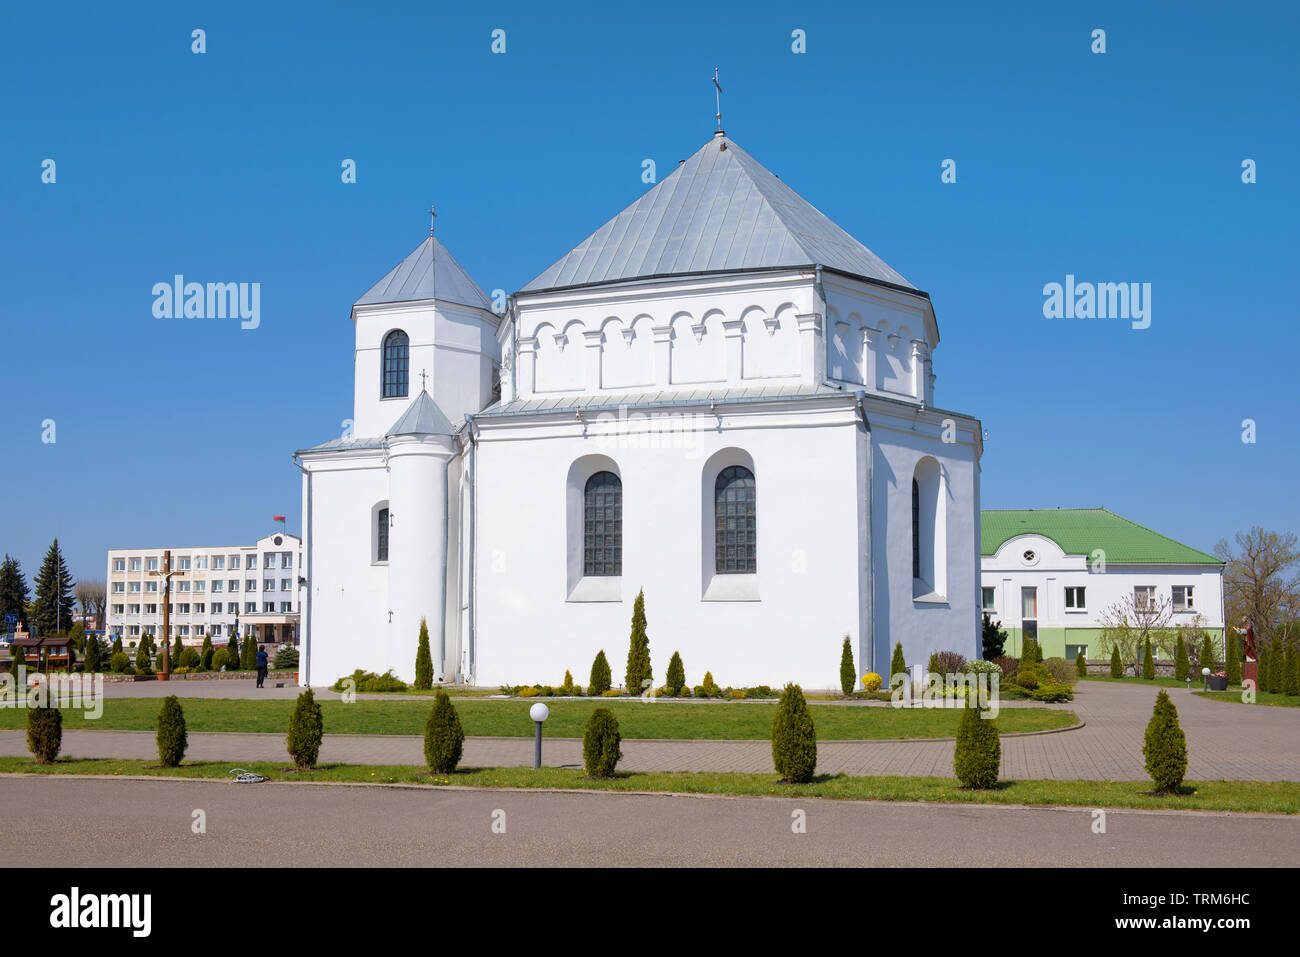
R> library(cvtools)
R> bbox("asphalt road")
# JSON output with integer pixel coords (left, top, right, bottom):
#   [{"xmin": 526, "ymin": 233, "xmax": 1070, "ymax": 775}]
[{"xmin": 2, "ymin": 775, "xmax": 1295, "ymax": 867}]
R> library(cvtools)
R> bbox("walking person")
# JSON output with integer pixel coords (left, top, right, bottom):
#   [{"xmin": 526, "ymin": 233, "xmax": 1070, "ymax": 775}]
[{"xmin": 256, "ymin": 645, "xmax": 269, "ymax": 689}]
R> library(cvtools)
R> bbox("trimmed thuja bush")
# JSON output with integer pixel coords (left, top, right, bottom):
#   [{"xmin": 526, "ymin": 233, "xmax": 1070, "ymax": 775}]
[
  {"xmin": 771, "ymin": 683, "xmax": 817, "ymax": 784},
  {"xmin": 240, "ymin": 633, "xmax": 258, "ymax": 671},
  {"xmin": 1174, "ymin": 636, "xmax": 1189, "ymax": 682},
  {"xmin": 27, "ymin": 705, "xmax": 62, "ymax": 764},
  {"xmin": 84, "ymin": 634, "xmax": 102, "ymax": 673},
  {"xmin": 1142, "ymin": 636, "xmax": 1155, "ymax": 680},
  {"xmin": 953, "ymin": 697, "xmax": 1000, "ymax": 789},
  {"xmin": 414, "ymin": 618, "xmax": 433, "ymax": 690},
  {"xmin": 1109, "ymin": 644, "xmax": 1123, "ymax": 678},
  {"xmin": 665, "ymin": 651, "xmax": 685, "ymax": 697},
  {"xmin": 890, "ymin": 643, "xmax": 906, "ymax": 682},
  {"xmin": 589, "ymin": 649, "xmax": 612, "ymax": 696},
  {"xmin": 582, "ymin": 708, "xmax": 623, "ymax": 778},
  {"xmin": 424, "ymin": 690, "xmax": 464, "ymax": 773},
  {"xmin": 226, "ymin": 635, "xmax": 240, "ymax": 669},
  {"xmin": 1286, "ymin": 643, "xmax": 1300, "ymax": 697},
  {"xmin": 625, "ymin": 589, "xmax": 652, "ymax": 694},
  {"xmin": 110, "ymin": 651, "xmax": 130, "ymax": 674},
  {"xmin": 1075, "ymin": 649, "xmax": 1087, "ymax": 677},
  {"xmin": 1021, "ymin": 637, "xmax": 1042, "ymax": 665},
  {"xmin": 156, "ymin": 695, "xmax": 187, "ymax": 767},
  {"xmin": 1143, "ymin": 689, "xmax": 1187, "ymax": 793},
  {"xmin": 839, "ymin": 636, "xmax": 856, "ymax": 695},
  {"xmin": 1199, "ymin": 635, "xmax": 1216, "ymax": 676},
  {"xmin": 286, "ymin": 688, "xmax": 324, "ymax": 770}
]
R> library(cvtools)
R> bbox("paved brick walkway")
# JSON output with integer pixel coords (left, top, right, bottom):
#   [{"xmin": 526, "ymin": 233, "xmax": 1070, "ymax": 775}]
[{"xmin": 1, "ymin": 680, "xmax": 1295, "ymax": 780}]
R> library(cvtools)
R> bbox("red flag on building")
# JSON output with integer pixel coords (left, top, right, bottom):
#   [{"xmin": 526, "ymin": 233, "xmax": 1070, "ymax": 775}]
[{"xmin": 273, "ymin": 515, "xmax": 285, "ymax": 522}]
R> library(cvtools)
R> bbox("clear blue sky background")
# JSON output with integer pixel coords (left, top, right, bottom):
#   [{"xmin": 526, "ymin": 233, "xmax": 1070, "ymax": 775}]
[{"xmin": 1, "ymin": 1, "xmax": 1297, "ymax": 583}]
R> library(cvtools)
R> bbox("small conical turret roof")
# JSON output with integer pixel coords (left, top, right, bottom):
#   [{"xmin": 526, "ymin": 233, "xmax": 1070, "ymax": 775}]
[
  {"xmin": 356, "ymin": 235, "xmax": 493, "ymax": 312},
  {"xmin": 385, "ymin": 389, "xmax": 455, "ymax": 437}
]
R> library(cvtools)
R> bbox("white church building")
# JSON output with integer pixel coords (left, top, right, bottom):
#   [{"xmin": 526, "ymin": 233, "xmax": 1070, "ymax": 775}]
[{"xmin": 294, "ymin": 131, "xmax": 984, "ymax": 690}]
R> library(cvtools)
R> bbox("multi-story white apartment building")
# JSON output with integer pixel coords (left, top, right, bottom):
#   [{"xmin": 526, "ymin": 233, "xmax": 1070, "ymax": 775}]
[
  {"xmin": 105, "ymin": 532, "xmax": 302, "ymax": 646},
  {"xmin": 980, "ymin": 509, "xmax": 1225, "ymax": 661}
]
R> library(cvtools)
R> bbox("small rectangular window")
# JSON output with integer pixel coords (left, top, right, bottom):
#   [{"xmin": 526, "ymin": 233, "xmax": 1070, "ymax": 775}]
[
  {"xmin": 981, "ymin": 587, "xmax": 996, "ymax": 611},
  {"xmin": 1064, "ymin": 586, "xmax": 1086, "ymax": 610},
  {"xmin": 1172, "ymin": 585, "xmax": 1194, "ymax": 611},
  {"xmin": 1134, "ymin": 585, "xmax": 1156, "ymax": 611}
]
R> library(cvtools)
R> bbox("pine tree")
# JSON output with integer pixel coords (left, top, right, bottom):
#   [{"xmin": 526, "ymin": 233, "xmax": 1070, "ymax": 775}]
[
  {"xmin": 424, "ymin": 691, "xmax": 464, "ymax": 773},
  {"xmin": 890, "ymin": 642, "xmax": 906, "ymax": 682},
  {"xmin": 0, "ymin": 555, "xmax": 31, "ymax": 627},
  {"xmin": 1109, "ymin": 644, "xmax": 1123, "ymax": 678},
  {"xmin": 771, "ymin": 683, "xmax": 817, "ymax": 784},
  {"xmin": 666, "ymin": 651, "xmax": 685, "ymax": 697},
  {"xmin": 155, "ymin": 696, "xmax": 188, "ymax": 767},
  {"xmin": 1199, "ymin": 634, "xmax": 1216, "ymax": 675},
  {"xmin": 31, "ymin": 539, "xmax": 75, "ymax": 635},
  {"xmin": 414, "ymin": 618, "xmax": 434, "ymax": 690},
  {"xmin": 1142, "ymin": 690, "xmax": 1187, "ymax": 793},
  {"xmin": 588, "ymin": 650, "xmax": 612, "ymax": 695},
  {"xmin": 624, "ymin": 589, "xmax": 651, "ymax": 694},
  {"xmin": 839, "ymin": 636, "xmax": 856, "ymax": 695},
  {"xmin": 1225, "ymin": 630, "xmax": 1242, "ymax": 686},
  {"xmin": 1142, "ymin": 636, "xmax": 1155, "ymax": 680},
  {"xmin": 981, "ymin": 613, "xmax": 1007, "ymax": 659},
  {"xmin": 1174, "ymin": 636, "xmax": 1189, "ymax": 682}
]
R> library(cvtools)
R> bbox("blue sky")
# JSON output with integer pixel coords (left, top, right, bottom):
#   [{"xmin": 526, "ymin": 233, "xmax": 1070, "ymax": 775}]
[{"xmin": 1, "ymin": 0, "xmax": 1297, "ymax": 582}]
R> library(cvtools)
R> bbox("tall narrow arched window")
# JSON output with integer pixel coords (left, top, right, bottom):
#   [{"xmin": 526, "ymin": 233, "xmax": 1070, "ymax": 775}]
[
  {"xmin": 583, "ymin": 471, "xmax": 622, "ymax": 576},
  {"xmin": 377, "ymin": 507, "xmax": 389, "ymax": 562},
  {"xmin": 382, "ymin": 330, "xmax": 409, "ymax": 398},
  {"xmin": 715, "ymin": 465, "xmax": 756, "ymax": 574},
  {"xmin": 911, "ymin": 479, "xmax": 921, "ymax": 579}
]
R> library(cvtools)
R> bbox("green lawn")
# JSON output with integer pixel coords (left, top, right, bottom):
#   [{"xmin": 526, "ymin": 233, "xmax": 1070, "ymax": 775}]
[
  {"xmin": 1195, "ymin": 690, "xmax": 1300, "ymax": 708},
  {"xmin": 1082, "ymin": 675, "xmax": 1241, "ymax": 690},
  {"xmin": 2, "ymin": 757, "xmax": 1295, "ymax": 814},
  {"xmin": 0, "ymin": 697, "xmax": 1076, "ymax": 740}
]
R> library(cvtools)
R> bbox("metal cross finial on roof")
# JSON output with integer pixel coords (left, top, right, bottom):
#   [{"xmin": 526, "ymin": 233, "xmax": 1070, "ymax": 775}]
[
  {"xmin": 428, "ymin": 205, "xmax": 436, "ymax": 236},
  {"xmin": 712, "ymin": 68, "xmax": 723, "ymax": 133},
  {"xmin": 419, "ymin": 369, "xmax": 428, "ymax": 392}
]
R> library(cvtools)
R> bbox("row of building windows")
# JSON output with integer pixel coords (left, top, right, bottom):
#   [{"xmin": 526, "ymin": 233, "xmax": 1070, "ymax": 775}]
[
  {"xmin": 111, "ymin": 601, "xmax": 293, "ymax": 616},
  {"xmin": 982, "ymin": 584, "xmax": 1198, "ymax": 616},
  {"xmin": 111, "ymin": 552, "xmax": 295, "ymax": 573},
  {"xmin": 113, "ymin": 578, "xmax": 294, "ymax": 595}
]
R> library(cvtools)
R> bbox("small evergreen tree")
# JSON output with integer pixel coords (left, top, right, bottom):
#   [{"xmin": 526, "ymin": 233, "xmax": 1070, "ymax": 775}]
[
  {"xmin": 1225, "ymin": 630, "xmax": 1242, "ymax": 686},
  {"xmin": 1022, "ymin": 636, "xmax": 1042, "ymax": 664},
  {"xmin": 666, "ymin": 651, "xmax": 685, "ymax": 697},
  {"xmin": 839, "ymin": 636, "xmax": 856, "ymax": 694},
  {"xmin": 26, "ymin": 704, "xmax": 62, "ymax": 764},
  {"xmin": 953, "ymin": 696, "xmax": 1000, "ymax": 789},
  {"xmin": 110, "ymin": 651, "xmax": 130, "ymax": 673},
  {"xmin": 890, "ymin": 642, "xmax": 906, "ymax": 682},
  {"xmin": 981, "ymin": 613, "xmax": 1007, "ymax": 659},
  {"xmin": 9, "ymin": 643, "xmax": 25, "ymax": 677},
  {"xmin": 134, "ymin": 640, "xmax": 152, "ymax": 674},
  {"xmin": 30, "ymin": 539, "xmax": 75, "ymax": 636},
  {"xmin": 240, "ymin": 633, "xmax": 258, "ymax": 671},
  {"xmin": 424, "ymin": 690, "xmax": 464, "ymax": 773},
  {"xmin": 1142, "ymin": 636, "xmax": 1155, "ymax": 680},
  {"xmin": 1286, "ymin": 642, "xmax": 1300, "ymax": 697},
  {"xmin": 1270, "ymin": 642, "xmax": 1287, "ymax": 695},
  {"xmin": 84, "ymin": 633, "xmax": 102, "ymax": 673},
  {"xmin": 1199, "ymin": 634, "xmax": 1216, "ymax": 675},
  {"xmin": 168, "ymin": 634, "xmax": 182, "ymax": 671},
  {"xmin": 286, "ymin": 688, "xmax": 324, "ymax": 769},
  {"xmin": 582, "ymin": 708, "xmax": 623, "ymax": 778},
  {"xmin": 1110, "ymin": 644, "xmax": 1123, "ymax": 678},
  {"xmin": 1142, "ymin": 689, "xmax": 1187, "ymax": 793},
  {"xmin": 624, "ymin": 589, "xmax": 652, "ymax": 694},
  {"xmin": 0, "ymin": 554, "xmax": 32, "ymax": 625},
  {"xmin": 414, "ymin": 618, "xmax": 434, "ymax": 690},
  {"xmin": 926, "ymin": 651, "xmax": 941, "ymax": 679},
  {"xmin": 1075, "ymin": 648, "xmax": 1088, "ymax": 677},
  {"xmin": 156, "ymin": 696, "xmax": 187, "ymax": 767},
  {"xmin": 589, "ymin": 649, "xmax": 612, "ymax": 695},
  {"xmin": 111, "ymin": 636, "xmax": 123, "ymax": 657},
  {"xmin": 770, "ymin": 683, "xmax": 817, "ymax": 784},
  {"xmin": 1174, "ymin": 636, "xmax": 1189, "ymax": 682},
  {"xmin": 226, "ymin": 634, "xmax": 240, "ymax": 669}
]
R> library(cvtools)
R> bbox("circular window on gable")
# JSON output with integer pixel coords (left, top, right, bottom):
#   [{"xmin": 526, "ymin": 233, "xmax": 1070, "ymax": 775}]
[{"xmin": 1023, "ymin": 549, "xmax": 1035, "ymax": 562}]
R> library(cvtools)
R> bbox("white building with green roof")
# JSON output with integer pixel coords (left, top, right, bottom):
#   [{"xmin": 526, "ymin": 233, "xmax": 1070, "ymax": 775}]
[{"xmin": 979, "ymin": 508, "xmax": 1224, "ymax": 661}]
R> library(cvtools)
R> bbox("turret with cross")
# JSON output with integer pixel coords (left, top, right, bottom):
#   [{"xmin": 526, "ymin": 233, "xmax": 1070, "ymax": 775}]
[{"xmin": 147, "ymin": 550, "xmax": 187, "ymax": 679}]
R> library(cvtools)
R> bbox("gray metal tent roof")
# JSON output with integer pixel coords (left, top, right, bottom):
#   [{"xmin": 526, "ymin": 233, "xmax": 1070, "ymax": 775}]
[
  {"xmin": 355, "ymin": 236, "xmax": 494, "ymax": 312},
  {"xmin": 522, "ymin": 133, "xmax": 915, "ymax": 294},
  {"xmin": 386, "ymin": 389, "xmax": 456, "ymax": 437}
]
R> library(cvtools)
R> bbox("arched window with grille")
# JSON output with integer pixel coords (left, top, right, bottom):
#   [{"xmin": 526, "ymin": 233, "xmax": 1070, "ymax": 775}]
[
  {"xmin": 714, "ymin": 465, "xmax": 756, "ymax": 574},
  {"xmin": 382, "ymin": 330, "xmax": 409, "ymax": 398},
  {"xmin": 912, "ymin": 478, "xmax": 921, "ymax": 580},
  {"xmin": 583, "ymin": 471, "xmax": 622, "ymax": 576}
]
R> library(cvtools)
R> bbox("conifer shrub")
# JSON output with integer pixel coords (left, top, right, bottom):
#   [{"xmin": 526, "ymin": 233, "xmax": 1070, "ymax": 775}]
[
  {"xmin": 226, "ymin": 635, "xmax": 240, "ymax": 669},
  {"xmin": 1075, "ymin": 649, "xmax": 1088, "ymax": 677},
  {"xmin": 588, "ymin": 650, "xmax": 612, "ymax": 696},
  {"xmin": 665, "ymin": 651, "xmax": 685, "ymax": 696},
  {"xmin": 1109, "ymin": 644, "xmax": 1123, "ymax": 678},
  {"xmin": 156, "ymin": 695, "xmax": 187, "ymax": 767},
  {"xmin": 1286, "ymin": 643, "xmax": 1300, "ymax": 697},
  {"xmin": 770, "ymin": 683, "xmax": 817, "ymax": 784},
  {"xmin": 1199, "ymin": 635, "xmax": 1216, "ymax": 676},
  {"xmin": 695, "ymin": 671, "xmax": 720, "ymax": 698},
  {"xmin": 1225, "ymin": 631, "xmax": 1242, "ymax": 686},
  {"xmin": 582, "ymin": 707, "xmax": 623, "ymax": 778},
  {"xmin": 176, "ymin": 647, "xmax": 200, "ymax": 670},
  {"xmin": 424, "ymin": 690, "xmax": 464, "ymax": 773},
  {"xmin": 890, "ymin": 642, "xmax": 906, "ymax": 682},
  {"xmin": 9, "ymin": 643, "xmax": 25, "ymax": 677},
  {"xmin": 839, "ymin": 637, "xmax": 856, "ymax": 695},
  {"xmin": 134, "ymin": 641, "xmax": 153, "ymax": 674},
  {"xmin": 26, "ymin": 705, "xmax": 62, "ymax": 764},
  {"xmin": 200, "ymin": 634, "xmax": 213, "ymax": 665},
  {"xmin": 1021, "ymin": 637, "xmax": 1042, "ymax": 664},
  {"xmin": 1270, "ymin": 643, "xmax": 1286, "ymax": 695},
  {"xmin": 414, "ymin": 618, "xmax": 433, "ymax": 690},
  {"xmin": 1174, "ymin": 636, "xmax": 1189, "ymax": 682},
  {"xmin": 84, "ymin": 636, "xmax": 102, "ymax": 674},
  {"xmin": 1142, "ymin": 637, "xmax": 1155, "ymax": 680},
  {"xmin": 1142, "ymin": 689, "xmax": 1187, "ymax": 793},
  {"xmin": 111, "ymin": 636, "xmax": 123, "ymax": 657},
  {"xmin": 286, "ymin": 688, "xmax": 324, "ymax": 770},
  {"xmin": 273, "ymin": 646, "xmax": 298, "ymax": 669},
  {"xmin": 110, "ymin": 651, "xmax": 130, "ymax": 674},
  {"xmin": 1257, "ymin": 642, "xmax": 1270, "ymax": 693},
  {"xmin": 211, "ymin": 648, "xmax": 229, "ymax": 671},
  {"xmin": 953, "ymin": 697, "xmax": 1000, "ymax": 789},
  {"xmin": 926, "ymin": 651, "xmax": 940, "ymax": 679},
  {"xmin": 625, "ymin": 589, "xmax": 652, "ymax": 695},
  {"xmin": 559, "ymin": 670, "xmax": 575, "ymax": 695},
  {"xmin": 200, "ymin": 646, "xmax": 214, "ymax": 671},
  {"xmin": 240, "ymin": 634, "xmax": 258, "ymax": 671}
]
